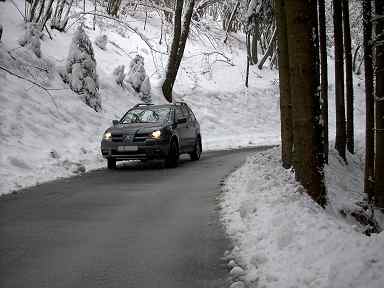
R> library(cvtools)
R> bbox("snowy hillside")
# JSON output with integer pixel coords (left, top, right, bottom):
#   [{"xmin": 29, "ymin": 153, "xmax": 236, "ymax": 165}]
[{"xmin": 0, "ymin": 0, "xmax": 281, "ymax": 195}]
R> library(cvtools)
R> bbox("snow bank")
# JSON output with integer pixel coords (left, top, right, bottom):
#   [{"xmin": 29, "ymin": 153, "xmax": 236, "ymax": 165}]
[
  {"xmin": 221, "ymin": 148, "xmax": 384, "ymax": 288},
  {"xmin": 0, "ymin": 0, "xmax": 281, "ymax": 195}
]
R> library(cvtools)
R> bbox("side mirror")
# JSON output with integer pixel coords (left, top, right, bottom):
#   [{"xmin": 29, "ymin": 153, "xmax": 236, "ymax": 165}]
[
  {"xmin": 112, "ymin": 120, "xmax": 119, "ymax": 126},
  {"xmin": 177, "ymin": 118, "xmax": 187, "ymax": 124}
]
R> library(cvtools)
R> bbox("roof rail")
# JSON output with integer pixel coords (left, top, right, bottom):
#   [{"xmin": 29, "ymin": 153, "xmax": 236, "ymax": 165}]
[{"xmin": 133, "ymin": 103, "xmax": 154, "ymax": 108}]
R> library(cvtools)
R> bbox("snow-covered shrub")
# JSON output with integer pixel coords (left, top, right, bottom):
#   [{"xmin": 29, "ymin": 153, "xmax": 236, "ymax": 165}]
[
  {"xmin": 125, "ymin": 54, "xmax": 151, "ymax": 103},
  {"xmin": 95, "ymin": 34, "xmax": 108, "ymax": 50},
  {"xmin": 140, "ymin": 76, "xmax": 151, "ymax": 103},
  {"xmin": 18, "ymin": 23, "xmax": 42, "ymax": 58},
  {"xmin": 64, "ymin": 25, "xmax": 101, "ymax": 112},
  {"xmin": 113, "ymin": 65, "xmax": 126, "ymax": 86}
]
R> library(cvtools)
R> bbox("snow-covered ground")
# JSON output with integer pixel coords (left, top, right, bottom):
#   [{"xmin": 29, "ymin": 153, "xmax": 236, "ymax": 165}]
[
  {"xmin": 219, "ymin": 56, "xmax": 383, "ymax": 287},
  {"xmin": 221, "ymin": 148, "xmax": 384, "ymax": 288},
  {"xmin": 0, "ymin": 0, "xmax": 280, "ymax": 195}
]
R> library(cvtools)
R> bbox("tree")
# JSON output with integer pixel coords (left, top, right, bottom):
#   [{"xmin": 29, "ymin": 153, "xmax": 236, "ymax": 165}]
[
  {"xmin": 285, "ymin": 0, "xmax": 326, "ymax": 206},
  {"xmin": 319, "ymin": 0, "xmax": 328, "ymax": 163},
  {"xmin": 162, "ymin": 0, "xmax": 195, "ymax": 102},
  {"xmin": 276, "ymin": 0, "xmax": 292, "ymax": 168},
  {"xmin": 63, "ymin": 25, "xmax": 101, "ymax": 112},
  {"xmin": 363, "ymin": 0, "xmax": 374, "ymax": 199},
  {"xmin": 374, "ymin": 0, "xmax": 384, "ymax": 208},
  {"xmin": 333, "ymin": 0, "xmax": 347, "ymax": 161},
  {"xmin": 343, "ymin": 0, "xmax": 354, "ymax": 154}
]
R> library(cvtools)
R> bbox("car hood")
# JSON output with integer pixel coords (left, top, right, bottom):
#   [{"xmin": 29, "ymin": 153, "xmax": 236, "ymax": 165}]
[{"xmin": 106, "ymin": 122, "xmax": 163, "ymax": 134}]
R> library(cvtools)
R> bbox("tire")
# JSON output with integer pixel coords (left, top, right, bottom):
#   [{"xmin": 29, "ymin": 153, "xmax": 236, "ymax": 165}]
[
  {"xmin": 165, "ymin": 140, "xmax": 179, "ymax": 168},
  {"xmin": 107, "ymin": 158, "xmax": 116, "ymax": 169},
  {"xmin": 190, "ymin": 136, "xmax": 202, "ymax": 161}
]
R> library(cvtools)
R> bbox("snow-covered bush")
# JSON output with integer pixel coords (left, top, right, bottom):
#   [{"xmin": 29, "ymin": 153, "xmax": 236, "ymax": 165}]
[
  {"xmin": 18, "ymin": 23, "xmax": 42, "ymax": 58},
  {"xmin": 63, "ymin": 25, "xmax": 101, "ymax": 112},
  {"xmin": 125, "ymin": 54, "xmax": 151, "ymax": 103},
  {"xmin": 113, "ymin": 65, "xmax": 126, "ymax": 86},
  {"xmin": 95, "ymin": 34, "xmax": 108, "ymax": 50}
]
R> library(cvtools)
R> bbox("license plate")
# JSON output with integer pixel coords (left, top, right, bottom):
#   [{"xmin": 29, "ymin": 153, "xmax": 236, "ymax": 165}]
[{"xmin": 117, "ymin": 146, "xmax": 138, "ymax": 152}]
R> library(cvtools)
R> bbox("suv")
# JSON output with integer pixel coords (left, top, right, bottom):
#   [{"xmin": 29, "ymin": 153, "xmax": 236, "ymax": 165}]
[{"xmin": 101, "ymin": 102, "xmax": 202, "ymax": 169}]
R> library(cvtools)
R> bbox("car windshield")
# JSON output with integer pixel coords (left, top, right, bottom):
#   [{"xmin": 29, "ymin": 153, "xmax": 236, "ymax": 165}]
[{"xmin": 120, "ymin": 107, "xmax": 172, "ymax": 124}]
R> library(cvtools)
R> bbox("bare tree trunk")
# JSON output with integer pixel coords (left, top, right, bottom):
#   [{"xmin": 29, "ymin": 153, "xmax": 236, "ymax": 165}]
[
  {"xmin": 276, "ymin": 0, "xmax": 292, "ymax": 168},
  {"xmin": 258, "ymin": 27, "xmax": 276, "ymax": 70},
  {"xmin": 374, "ymin": 0, "xmax": 384, "ymax": 208},
  {"xmin": 319, "ymin": 0, "xmax": 328, "ymax": 163},
  {"xmin": 363, "ymin": 0, "xmax": 374, "ymax": 199},
  {"xmin": 162, "ymin": 0, "xmax": 195, "ymax": 102},
  {"xmin": 353, "ymin": 45, "xmax": 360, "ymax": 72},
  {"xmin": 343, "ymin": 0, "xmax": 354, "ymax": 154},
  {"xmin": 333, "ymin": 0, "xmax": 347, "ymax": 161},
  {"xmin": 251, "ymin": 20, "xmax": 259, "ymax": 65},
  {"xmin": 223, "ymin": 1, "xmax": 240, "ymax": 43},
  {"xmin": 285, "ymin": 0, "xmax": 326, "ymax": 206}
]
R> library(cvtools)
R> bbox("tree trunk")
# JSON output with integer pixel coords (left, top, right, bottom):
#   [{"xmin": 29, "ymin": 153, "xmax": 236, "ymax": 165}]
[
  {"xmin": 343, "ymin": 0, "xmax": 354, "ymax": 154},
  {"xmin": 276, "ymin": 0, "xmax": 292, "ymax": 168},
  {"xmin": 162, "ymin": 0, "xmax": 195, "ymax": 102},
  {"xmin": 374, "ymin": 0, "xmax": 384, "ymax": 208},
  {"xmin": 223, "ymin": 1, "xmax": 240, "ymax": 43},
  {"xmin": 319, "ymin": 0, "xmax": 328, "ymax": 163},
  {"xmin": 363, "ymin": 0, "xmax": 374, "ymax": 199},
  {"xmin": 162, "ymin": 0, "xmax": 183, "ymax": 102},
  {"xmin": 251, "ymin": 21, "xmax": 258, "ymax": 65},
  {"xmin": 285, "ymin": 0, "xmax": 326, "ymax": 206},
  {"xmin": 353, "ymin": 45, "xmax": 360, "ymax": 72},
  {"xmin": 333, "ymin": 0, "xmax": 347, "ymax": 161},
  {"xmin": 258, "ymin": 27, "xmax": 276, "ymax": 70}
]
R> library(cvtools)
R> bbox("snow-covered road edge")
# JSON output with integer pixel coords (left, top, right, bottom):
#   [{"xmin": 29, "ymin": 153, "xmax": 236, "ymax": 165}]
[{"xmin": 221, "ymin": 147, "xmax": 384, "ymax": 288}]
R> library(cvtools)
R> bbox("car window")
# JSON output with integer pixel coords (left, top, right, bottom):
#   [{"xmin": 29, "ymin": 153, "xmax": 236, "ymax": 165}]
[
  {"xmin": 175, "ymin": 107, "xmax": 185, "ymax": 121},
  {"xmin": 185, "ymin": 105, "xmax": 196, "ymax": 121},
  {"xmin": 121, "ymin": 108, "xmax": 172, "ymax": 124}
]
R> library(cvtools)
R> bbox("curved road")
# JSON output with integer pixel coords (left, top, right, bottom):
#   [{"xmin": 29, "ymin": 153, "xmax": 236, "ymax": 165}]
[{"xmin": 0, "ymin": 148, "xmax": 267, "ymax": 288}]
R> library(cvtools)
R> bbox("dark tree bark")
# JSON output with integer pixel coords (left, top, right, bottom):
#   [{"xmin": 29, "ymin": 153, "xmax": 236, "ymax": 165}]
[
  {"xmin": 285, "ymin": 0, "xmax": 326, "ymax": 206},
  {"xmin": 343, "ymin": 0, "xmax": 354, "ymax": 154},
  {"xmin": 363, "ymin": 0, "xmax": 374, "ymax": 199},
  {"xmin": 319, "ymin": 0, "xmax": 328, "ymax": 163},
  {"xmin": 374, "ymin": 0, "xmax": 384, "ymax": 208},
  {"xmin": 258, "ymin": 27, "xmax": 276, "ymax": 70},
  {"xmin": 276, "ymin": 0, "xmax": 292, "ymax": 168},
  {"xmin": 251, "ymin": 24, "xmax": 259, "ymax": 65},
  {"xmin": 333, "ymin": 0, "xmax": 347, "ymax": 161},
  {"xmin": 162, "ymin": 0, "xmax": 195, "ymax": 102},
  {"xmin": 353, "ymin": 45, "xmax": 361, "ymax": 72},
  {"xmin": 224, "ymin": 1, "xmax": 240, "ymax": 43}
]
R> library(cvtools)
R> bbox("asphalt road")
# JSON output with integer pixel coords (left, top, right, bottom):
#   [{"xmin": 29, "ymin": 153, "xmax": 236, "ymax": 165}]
[{"xmin": 0, "ymin": 147, "xmax": 268, "ymax": 288}]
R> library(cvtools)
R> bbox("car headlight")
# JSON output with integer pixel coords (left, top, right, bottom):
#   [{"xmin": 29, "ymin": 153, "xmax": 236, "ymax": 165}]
[
  {"xmin": 103, "ymin": 132, "xmax": 112, "ymax": 141},
  {"xmin": 151, "ymin": 130, "xmax": 161, "ymax": 139}
]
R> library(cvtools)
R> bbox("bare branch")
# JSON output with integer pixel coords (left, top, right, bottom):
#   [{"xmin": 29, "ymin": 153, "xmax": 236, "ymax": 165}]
[{"xmin": 75, "ymin": 12, "xmax": 168, "ymax": 55}]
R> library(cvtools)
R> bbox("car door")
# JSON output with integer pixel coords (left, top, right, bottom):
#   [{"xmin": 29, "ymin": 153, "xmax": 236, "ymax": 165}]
[
  {"xmin": 175, "ymin": 106, "xmax": 188, "ymax": 151},
  {"xmin": 182, "ymin": 104, "xmax": 197, "ymax": 148}
]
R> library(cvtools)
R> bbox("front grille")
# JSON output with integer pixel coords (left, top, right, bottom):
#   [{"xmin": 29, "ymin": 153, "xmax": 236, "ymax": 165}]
[{"xmin": 112, "ymin": 133, "xmax": 124, "ymax": 142}]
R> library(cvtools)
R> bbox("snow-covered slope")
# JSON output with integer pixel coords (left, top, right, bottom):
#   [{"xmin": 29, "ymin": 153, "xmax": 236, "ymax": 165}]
[
  {"xmin": 0, "ymin": 0, "xmax": 280, "ymax": 195},
  {"xmin": 221, "ymin": 148, "xmax": 384, "ymax": 288}
]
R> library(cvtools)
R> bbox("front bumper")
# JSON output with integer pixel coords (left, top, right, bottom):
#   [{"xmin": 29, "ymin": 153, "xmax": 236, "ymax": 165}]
[{"xmin": 101, "ymin": 139, "xmax": 169, "ymax": 160}]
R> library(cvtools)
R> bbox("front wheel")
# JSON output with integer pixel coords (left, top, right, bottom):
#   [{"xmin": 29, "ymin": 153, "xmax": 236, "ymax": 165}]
[
  {"xmin": 190, "ymin": 137, "xmax": 202, "ymax": 161},
  {"xmin": 165, "ymin": 140, "xmax": 179, "ymax": 168},
  {"xmin": 107, "ymin": 158, "xmax": 116, "ymax": 169}
]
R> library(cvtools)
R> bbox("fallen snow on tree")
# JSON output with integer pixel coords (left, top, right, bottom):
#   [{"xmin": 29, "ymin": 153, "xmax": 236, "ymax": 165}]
[
  {"xmin": 18, "ymin": 23, "xmax": 42, "ymax": 58},
  {"xmin": 222, "ymin": 147, "xmax": 384, "ymax": 288},
  {"xmin": 64, "ymin": 25, "xmax": 101, "ymax": 111},
  {"xmin": 125, "ymin": 54, "xmax": 151, "ymax": 103}
]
